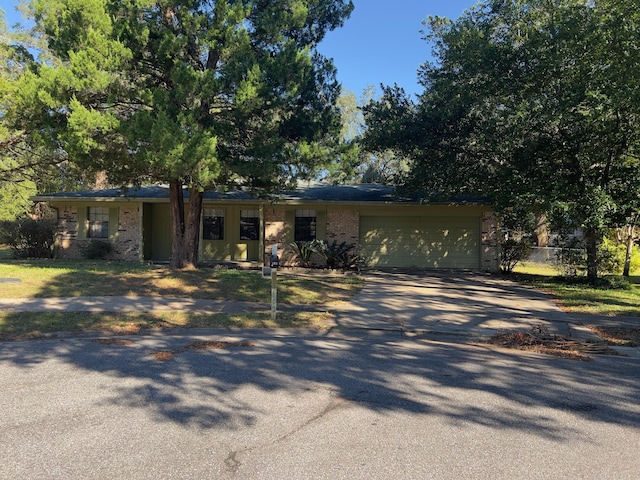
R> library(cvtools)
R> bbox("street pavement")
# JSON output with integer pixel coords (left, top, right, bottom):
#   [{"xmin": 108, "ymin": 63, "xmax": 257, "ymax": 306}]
[{"xmin": 1, "ymin": 272, "xmax": 639, "ymax": 479}]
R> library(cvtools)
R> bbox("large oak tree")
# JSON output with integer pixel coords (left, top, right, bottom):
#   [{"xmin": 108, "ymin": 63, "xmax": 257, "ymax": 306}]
[
  {"xmin": 364, "ymin": 0, "xmax": 640, "ymax": 282},
  {"xmin": 2, "ymin": 0, "xmax": 353, "ymax": 267}
]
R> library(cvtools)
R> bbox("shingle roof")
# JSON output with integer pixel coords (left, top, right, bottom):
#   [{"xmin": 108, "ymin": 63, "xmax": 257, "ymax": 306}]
[{"xmin": 32, "ymin": 183, "xmax": 487, "ymax": 204}]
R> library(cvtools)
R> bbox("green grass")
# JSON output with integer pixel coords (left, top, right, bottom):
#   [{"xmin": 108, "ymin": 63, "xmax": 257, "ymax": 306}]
[
  {"xmin": 0, "ymin": 310, "xmax": 335, "ymax": 341},
  {"xmin": 0, "ymin": 244, "xmax": 11, "ymax": 261},
  {"xmin": 511, "ymin": 262, "xmax": 640, "ymax": 317},
  {"xmin": 0, "ymin": 258, "xmax": 360, "ymax": 340},
  {"xmin": 0, "ymin": 259, "xmax": 364, "ymax": 303}
]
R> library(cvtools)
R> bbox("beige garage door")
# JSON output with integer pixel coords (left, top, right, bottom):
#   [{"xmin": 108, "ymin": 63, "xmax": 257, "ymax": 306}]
[{"xmin": 359, "ymin": 216, "xmax": 480, "ymax": 268}]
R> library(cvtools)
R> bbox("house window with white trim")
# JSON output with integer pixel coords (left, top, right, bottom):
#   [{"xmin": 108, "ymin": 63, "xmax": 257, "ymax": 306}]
[
  {"xmin": 294, "ymin": 209, "xmax": 316, "ymax": 242},
  {"xmin": 87, "ymin": 207, "xmax": 109, "ymax": 238},
  {"xmin": 240, "ymin": 210, "xmax": 260, "ymax": 241},
  {"xmin": 203, "ymin": 209, "xmax": 224, "ymax": 240}
]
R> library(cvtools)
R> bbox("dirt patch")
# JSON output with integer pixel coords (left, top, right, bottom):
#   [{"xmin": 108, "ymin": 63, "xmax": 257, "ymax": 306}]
[
  {"xmin": 184, "ymin": 340, "xmax": 256, "ymax": 350},
  {"xmin": 91, "ymin": 338, "xmax": 135, "ymax": 346},
  {"xmin": 587, "ymin": 326, "xmax": 640, "ymax": 347},
  {"xmin": 151, "ymin": 350, "xmax": 181, "ymax": 361},
  {"xmin": 487, "ymin": 326, "xmax": 619, "ymax": 361},
  {"xmin": 150, "ymin": 339, "xmax": 255, "ymax": 361}
]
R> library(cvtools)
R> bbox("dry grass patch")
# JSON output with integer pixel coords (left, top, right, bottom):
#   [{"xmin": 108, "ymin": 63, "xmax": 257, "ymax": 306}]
[
  {"xmin": 0, "ymin": 260, "xmax": 364, "ymax": 303},
  {"xmin": 150, "ymin": 339, "xmax": 255, "ymax": 361},
  {"xmin": 487, "ymin": 326, "xmax": 619, "ymax": 361},
  {"xmin": 184, "ymin": 340, "xmax": 256, "ymax": 350},
  {"xmin": 587, "ymin": 326, "xmax": 640, "ymax": 347},
  {"xmin": 0, "ymin": 310, "xmax": 333, "ymax": 341},
  {"xmin": 90, "ymin": 338, "xmax": 135, "ymax": 346},
  {"xmin": 151, "ymin": 350, "xmax": 181, "ymax": 361}
]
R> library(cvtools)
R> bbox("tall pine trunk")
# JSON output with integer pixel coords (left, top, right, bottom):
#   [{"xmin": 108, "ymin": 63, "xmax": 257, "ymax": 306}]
[
  {"xmin": 184, "ymin": 188, "xmax": 203, "ymax": 267},
  {"xmin": 622, "ymin": 223, "xmax": 634, "ymax": 277},
  {"xmin": 584, "ymin": 226, "xmax": 599, "ymax": 285},
  {"xmin": 168, "ymin": 181, "xmax": 202, "ymax": 269}
]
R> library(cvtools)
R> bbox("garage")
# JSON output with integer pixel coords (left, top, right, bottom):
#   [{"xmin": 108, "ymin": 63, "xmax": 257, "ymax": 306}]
[{"xmin": 359, "ymin": 214, "xmax": 481, "ymax": 269}]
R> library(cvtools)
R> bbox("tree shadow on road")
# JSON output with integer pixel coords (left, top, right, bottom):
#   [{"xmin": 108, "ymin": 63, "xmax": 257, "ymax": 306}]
[{"xmin": 1, "ymin": 327, "xmax": 639, "ymax": 442}]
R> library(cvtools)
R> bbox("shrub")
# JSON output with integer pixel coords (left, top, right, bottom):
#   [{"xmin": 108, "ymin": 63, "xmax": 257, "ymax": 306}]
[
  {"xmin": 289, "ymin": 240, "xmax": 318, "ymax": 268},
  {"xmin": 555, "ymin": 237, "xmax": 586, "ymax": 277},
  {"xmin": 0, "ymin": 218, "xmax": 56, "ymax": 259},
  {"xmin": 555, "ymin": 235, "xmax": 622, "ymax": 278},
  {"xmin": 500, "ymin": 239, "xmax": 532, "ymax": 273},
  {"xmin": 313, "ymin": 240, "xmax": 361, "ymax": 271},
  {"xmin": 84, "ymin": 240, "xmax": 114, "ymax": 260}
]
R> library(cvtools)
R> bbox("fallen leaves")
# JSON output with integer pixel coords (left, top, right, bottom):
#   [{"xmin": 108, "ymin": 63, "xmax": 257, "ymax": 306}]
[{"xmin": 487, "ymin": 325, "xmax": 619, "ymax": 361}]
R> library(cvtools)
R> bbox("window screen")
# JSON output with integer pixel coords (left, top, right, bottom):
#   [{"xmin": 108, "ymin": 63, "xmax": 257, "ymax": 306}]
[
  {"xmin": 203, "ymin": 209, "xmax": 224, "ymax": 240},
  {"xmin": 87, "ymin": 207, "xmax": 109, "ymax": 239},
  {"xmin": 294, "ymin": 209, "xmax": 316, "ymax": 242},
  {"xmin": 240, "ymin": 209, "xmax": 260, "ymax": 241}
]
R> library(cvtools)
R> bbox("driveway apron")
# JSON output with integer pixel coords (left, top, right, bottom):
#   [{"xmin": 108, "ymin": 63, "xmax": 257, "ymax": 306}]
[{"xmin": 330, "ymin": 271, "xmax": 578, "ymax": 337}]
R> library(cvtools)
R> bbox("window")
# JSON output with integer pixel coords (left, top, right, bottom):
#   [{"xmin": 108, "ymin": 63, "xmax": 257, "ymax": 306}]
[
  {"xmin": 203, "ymin": 209, "xmax": 224, "ymax": 240},
  {"xmin": 87, "ymin": 207, "xmax": 109, "ymax": 238},
  {"xmin": 240, "ymin": 209, "xmax": 260, "ymax": 241},
  {"xmin": 294, "ymin": 209, "xmax": 316, "ymax": 242}
]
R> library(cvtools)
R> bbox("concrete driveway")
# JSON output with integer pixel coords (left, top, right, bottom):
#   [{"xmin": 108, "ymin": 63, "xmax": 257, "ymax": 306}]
[{"xmin": 328, "ymin": 271, "xmax": 598, "ymax": 340}]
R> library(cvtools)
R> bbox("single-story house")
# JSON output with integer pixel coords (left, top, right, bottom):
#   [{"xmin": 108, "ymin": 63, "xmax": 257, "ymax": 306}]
[{"xmin": 32, "ymin": 183, "xmax": 499, "ymax": 271}]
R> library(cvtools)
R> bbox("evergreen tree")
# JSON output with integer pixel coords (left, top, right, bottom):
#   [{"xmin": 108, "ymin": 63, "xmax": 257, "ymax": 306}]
[{"xmin": 2, "ymin": 0, "xmax": 353, "ymax": 267}]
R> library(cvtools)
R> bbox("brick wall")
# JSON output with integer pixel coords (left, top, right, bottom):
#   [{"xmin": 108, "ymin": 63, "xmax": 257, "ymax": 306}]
[
  {"xmin": 264, "ymin": 208, "xmax": 286, "ymax": 264},
  {"xmin": 113, "ymin": 207, "xmax": 140, "ymax": 261},
  {"xmin": 55, "ymin": 205, "xmax": 141, "ymax": 261},
  {"xmin": 481, "ymin": 211, "xmax": 500, "ymax": 272},
  {"xmin": 326, "ymin": 209, "xmax": 359, "ymax": 249},
  {"xmin": 56, "ymin": 206, "xmax": 81, "ymax": 259}
]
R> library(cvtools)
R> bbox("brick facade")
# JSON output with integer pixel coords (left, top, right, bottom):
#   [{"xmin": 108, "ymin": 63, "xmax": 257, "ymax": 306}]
[
  {"xmin": 326, "ymin": 209, "xmax": 359, "ymax": 249},
  {"xmin": 55, "ymin": 205, "xmax": 141, "ymax": 261},
  {"xmin": 263, "ymin": 208, "xmax": 287, "ymax": 264},
  {"xmin": 481, "ymin": 211, "xmax": 500, "ymax": 272},
  {"xmin": 114, "ymin": 207, "xmax": 141, "ymax": 261}
]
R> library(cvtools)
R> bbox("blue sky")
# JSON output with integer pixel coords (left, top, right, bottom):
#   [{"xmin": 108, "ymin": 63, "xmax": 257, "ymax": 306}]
[
  {"xmin": 318, "ymin": 0, "xmax": 477, "ymax": 98},
  {"xmin": 2, "ymin": 0, "xmax": 476, "ymax": 97}
]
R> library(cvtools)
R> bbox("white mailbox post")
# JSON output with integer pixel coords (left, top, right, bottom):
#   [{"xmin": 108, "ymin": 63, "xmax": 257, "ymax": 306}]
[{"xmin": 268, "ymin": 245, "xmax": 279, "ymax": 321}]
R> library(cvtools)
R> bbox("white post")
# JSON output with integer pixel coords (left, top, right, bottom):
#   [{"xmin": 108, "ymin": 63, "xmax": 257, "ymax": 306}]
[{"xmin": 271, "ymin": 245, "xmax": 278, "ymax": 321}]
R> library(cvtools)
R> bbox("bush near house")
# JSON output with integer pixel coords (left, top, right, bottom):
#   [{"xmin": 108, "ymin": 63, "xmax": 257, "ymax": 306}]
[
  {"xmin": 500, "ymin": 239, "xmax": 532, "ymax": 273},
  {"xmin": 0, "ymin": 218, "xmax": 56, "ymax": 259},
  {"xmin": 289, "ymin": 240, "xmax": 361, "ymax": 271},
  {"xmin": 84, "ymin": 240, "xmax": 114, "ymax": 260}
]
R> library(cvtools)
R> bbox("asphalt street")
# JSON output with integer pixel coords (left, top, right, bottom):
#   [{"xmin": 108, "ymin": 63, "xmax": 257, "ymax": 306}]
[{"xmin": 2, "ymin": 328, "xmax": 639, "ymax": 479}]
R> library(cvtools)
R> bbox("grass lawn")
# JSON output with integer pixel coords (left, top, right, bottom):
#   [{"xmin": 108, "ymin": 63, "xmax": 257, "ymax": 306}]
[
  {"xmin": 0, "ymin": 258, "xmax": 363, "ymax": 340},
  {"xmin": 512, "ymin": 262, "xmax": 640, "ymax": 317},
  {"xmin": 0, "ymin": 310, "xmax": 335, "ymax": 341},
  {"xmin": 0, "ymin": 259, "xmax": 363, "ymax": 303}
]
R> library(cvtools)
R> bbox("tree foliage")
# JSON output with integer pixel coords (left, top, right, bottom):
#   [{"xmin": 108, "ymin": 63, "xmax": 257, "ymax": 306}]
[
  {"xmin": 2, "ymin": 0, "xmax": 353, "ymax": 267},
  {"xmin": 363, "ymin": 0, "xmax": 640, "ymax": 283},
  {"xmin": 325, "ymin": 86, "xmax": 409, "ymax": 185}
]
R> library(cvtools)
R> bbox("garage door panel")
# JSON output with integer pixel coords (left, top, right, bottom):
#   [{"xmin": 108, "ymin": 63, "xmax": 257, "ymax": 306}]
[{"xmin": 360, "ymin": 216, "xmax": 479, "ymax": 269}]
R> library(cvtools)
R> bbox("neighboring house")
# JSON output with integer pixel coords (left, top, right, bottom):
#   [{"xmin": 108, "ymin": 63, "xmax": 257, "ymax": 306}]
[{"xmin": 32, "ymin": 183, "xmax": 499, "ymax": 271}]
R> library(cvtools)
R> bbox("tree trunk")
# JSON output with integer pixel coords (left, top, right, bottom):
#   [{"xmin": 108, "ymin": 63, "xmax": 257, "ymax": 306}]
[
  {"xmin": 184, "ymin": 187, "xmax": 203, "ymax": 268},
  {"xmin": 623, "ymin": 224, "xmax": 634, "ymax": 277},
  {"xmin": 533, "ymin": 213, "xmax": 548, "ymax": 247},
  {"xmin": 584, "ymin": 226, "xmax": 599, "ymax": 285},
  {"xmin": 169, "ymin": 180, "xmax": 186, "ymax": 269},
  {"xmin": 169, "ymin": 180, "xmax": 203, "ymax": 269}
]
